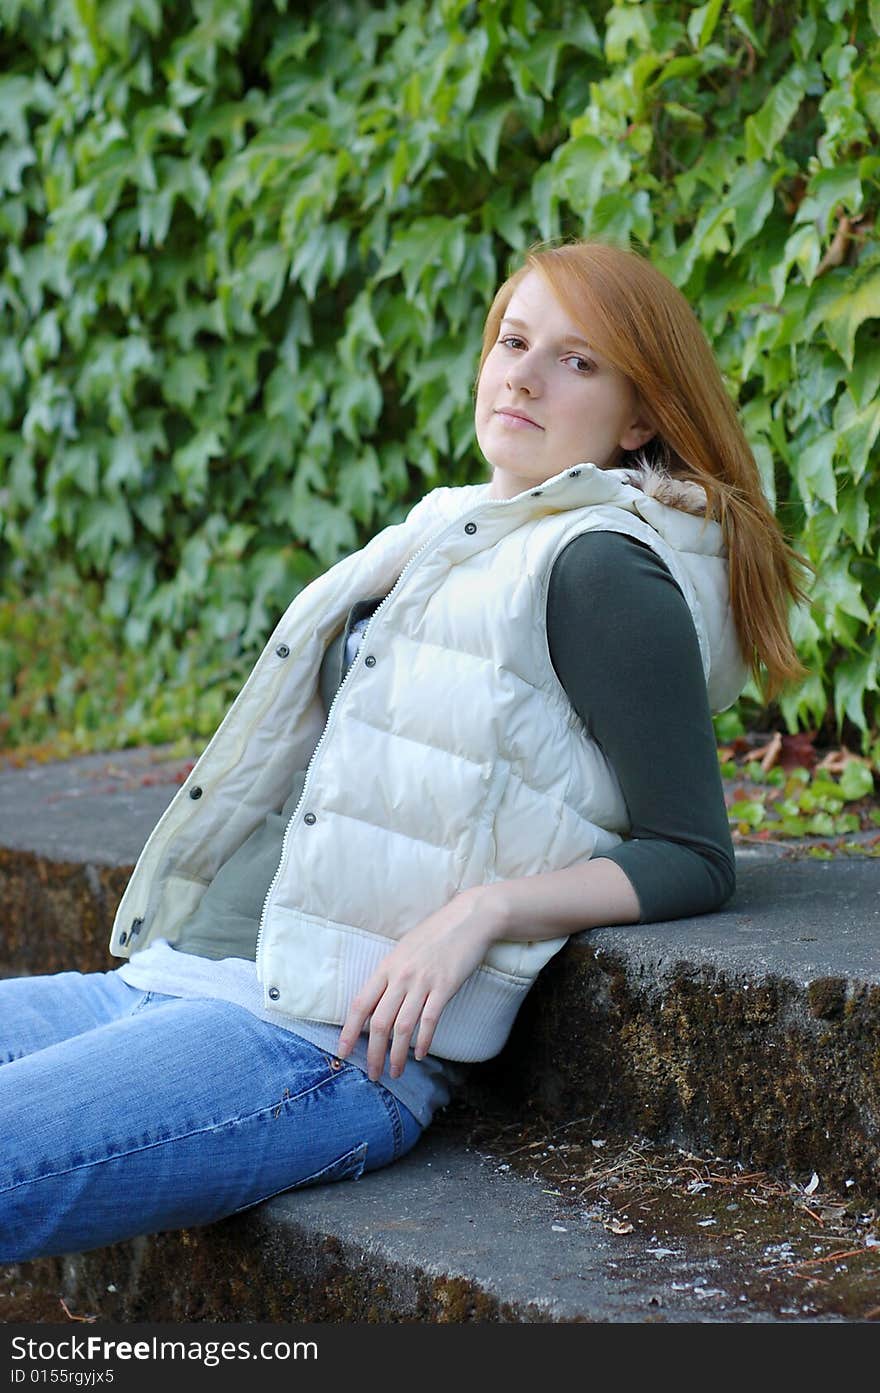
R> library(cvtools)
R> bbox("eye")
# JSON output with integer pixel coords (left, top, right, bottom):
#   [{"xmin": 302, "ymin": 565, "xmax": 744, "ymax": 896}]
[
  {"xmin": 498, "ymin": 334, "xmax": 527, "ymax": 351},
  {"xmin": 564, "ymin": 353, "xmax": 596, "ymax": 374}
]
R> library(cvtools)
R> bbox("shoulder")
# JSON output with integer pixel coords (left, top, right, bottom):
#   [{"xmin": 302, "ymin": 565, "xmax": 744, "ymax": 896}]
[{"xmin": 549, "ymin": 529, "xmax": 681, "ymax": 606}]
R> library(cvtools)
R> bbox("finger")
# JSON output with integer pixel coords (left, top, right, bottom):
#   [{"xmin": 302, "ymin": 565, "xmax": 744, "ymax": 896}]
[
  {"xmin": 388, "ymin": 992, "xmax": 430, "ymax": 1078},
  {"xmin": 337, "ymin": 974, "xmax": 387, "ymax": 1058},
  {"xmin": 365, "ymin": 988, "xmax": 408, "ymax": 1081},
  {"xmin": 412, "ymin": 993, "xmax": 444, "ymax": 1061}
]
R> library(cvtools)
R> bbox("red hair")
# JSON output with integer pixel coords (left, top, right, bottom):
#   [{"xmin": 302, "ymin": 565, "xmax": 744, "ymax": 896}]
[{"xmin": 479, "ymin": 241, "xmax": 807, "ymax": 698}]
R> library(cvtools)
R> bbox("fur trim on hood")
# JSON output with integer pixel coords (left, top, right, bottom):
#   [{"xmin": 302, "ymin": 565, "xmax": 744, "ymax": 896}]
[{"xmin": 621, "ymin": 462, "xmax": 710, "ymax": 518}]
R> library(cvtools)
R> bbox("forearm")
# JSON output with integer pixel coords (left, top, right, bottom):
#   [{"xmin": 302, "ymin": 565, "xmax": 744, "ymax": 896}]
[
  {"xmin": 473, "ymin": 856, "xmax": 641, "ymax": 945},
  {"xmin": 338, "ymin": 860, "xmax": 641, "ymax": 1077}
]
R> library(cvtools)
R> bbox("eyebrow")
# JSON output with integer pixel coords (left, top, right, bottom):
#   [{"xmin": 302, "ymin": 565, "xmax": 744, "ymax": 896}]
[{"xmin": 500, "ymin": 316, "xmax": 596, "ymax": 352}]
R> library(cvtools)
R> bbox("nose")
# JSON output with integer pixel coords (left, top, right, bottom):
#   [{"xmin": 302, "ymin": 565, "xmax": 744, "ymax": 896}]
[{"xmin": 505, "ymin": 350, "xmax": 541, "ymax": 396}]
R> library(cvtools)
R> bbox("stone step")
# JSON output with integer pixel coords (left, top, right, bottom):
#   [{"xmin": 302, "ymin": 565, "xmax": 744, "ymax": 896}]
[
  {"xmin": 1, "ymin": 748, "xmax": 878, "ymax": 1198},
  {"xmin": 6, "ymin": 1128, "xmax": 873, "ymax": 1324}
]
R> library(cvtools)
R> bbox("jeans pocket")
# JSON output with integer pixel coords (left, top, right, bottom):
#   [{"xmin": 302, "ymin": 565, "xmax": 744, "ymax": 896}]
[
  {"xmin": 289, "ymin": 1140, "xmax": 369, "ymax": 1191},
  {"xmin": 230, "ymin": 1141, "xmax": 369, "ymax": 1215}
]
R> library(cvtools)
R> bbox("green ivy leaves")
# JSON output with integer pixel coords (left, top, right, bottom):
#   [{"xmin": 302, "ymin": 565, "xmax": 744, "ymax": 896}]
[{"xmin": 0, "ymin": 0, "xmax": 878, "ymax": 756}]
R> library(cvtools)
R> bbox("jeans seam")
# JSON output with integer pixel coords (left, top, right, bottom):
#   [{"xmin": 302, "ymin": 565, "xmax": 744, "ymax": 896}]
[
  {"xmin": 0, "ymin": 1067, "xmax": 347, "ymax": 1197},
  {"xmin": 374, "ymin": 1084, "xmax": 404, "ymax": 1159},
  {"xmin": 129, "ymin": 991, "xmax": 159, "ymax": 1014}
]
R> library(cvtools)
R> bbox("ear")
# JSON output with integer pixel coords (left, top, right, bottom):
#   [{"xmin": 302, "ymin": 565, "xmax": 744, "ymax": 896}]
[{"xmin": 619, "ymin": 417, "xmax": 656, "ymax": 452}]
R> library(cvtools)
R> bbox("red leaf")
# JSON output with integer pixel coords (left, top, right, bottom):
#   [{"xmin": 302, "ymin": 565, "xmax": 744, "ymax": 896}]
[{"xmin": 778, "ymin": 732, "xmax": 817, "ymax": 771}]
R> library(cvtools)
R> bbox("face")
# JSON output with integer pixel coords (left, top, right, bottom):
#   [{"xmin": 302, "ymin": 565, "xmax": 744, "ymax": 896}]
[{"xmin": 475, "ymin": 270, "xmax": 654, "ymax": 499}]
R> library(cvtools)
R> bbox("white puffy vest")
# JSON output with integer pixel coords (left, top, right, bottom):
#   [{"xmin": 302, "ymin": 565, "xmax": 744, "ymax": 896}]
[{"xmin": 110, "ymin": 463, "xmax": 747, "ymax": 1061}]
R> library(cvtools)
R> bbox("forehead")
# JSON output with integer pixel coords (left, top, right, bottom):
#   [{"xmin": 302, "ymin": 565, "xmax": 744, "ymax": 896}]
[{"xmin": 502, "ymin": 270, "xmax": 582, "ymax": 333}]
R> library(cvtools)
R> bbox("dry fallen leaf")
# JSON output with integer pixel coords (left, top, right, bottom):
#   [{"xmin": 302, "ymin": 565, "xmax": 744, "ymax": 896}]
[
  {"xmin": 816, "ymin": 747, "xmax": 872, "ymax": 775},
  {"xmin": 749, "ymin": 731, "xmax": 783, "ymax": 772},
  {"xmin": 604, "ymin": 1219, "xmax": 634, "ymax": 1235}
]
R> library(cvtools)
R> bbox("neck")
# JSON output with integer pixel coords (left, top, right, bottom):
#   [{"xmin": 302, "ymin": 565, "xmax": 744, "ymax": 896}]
[{"xmin": 487, "ymin": 468, "xmax": 530, "ymax": 500}]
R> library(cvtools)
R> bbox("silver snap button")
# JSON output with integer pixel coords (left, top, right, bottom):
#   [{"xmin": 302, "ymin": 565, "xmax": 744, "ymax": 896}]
[
  {"xmin": 303, "ymin": 812, "xmax": 317, "ymax": 825},
  {"xmin": 189, "ymin": 786, "xmax": 203, "ymax": 800},
  {"xmin": 464, "ymin": 521, "xmax": 477, "ymax": 534},
  {"xmin": 275, "ymin": 643, "xmax": 290, "ymax": 658},
  {"xmin": 364, "ymin": 654, "xmax": 376, "ymax": 668},
  {"xmin": 268, "ymin": 987, "xmax": 280, "ymax": 1002}
]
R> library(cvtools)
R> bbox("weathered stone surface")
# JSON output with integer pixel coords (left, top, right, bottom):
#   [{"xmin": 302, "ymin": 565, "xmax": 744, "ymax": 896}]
[
  {"xmin": 0, "ymin": 846, "xmax": 127, "ymax": 976},
  {"xmin": 5, "ymin": 1132, "xmax": 852, "ymax": 1324},
  {"xmin": 0, "ymin": 746, "xmax": 187, "ymax": 976},
  {"xmin": 1, "ymin": 750, "xmax": 878, "ymax": 1199},
  {"xmin": 469, "ymin": 859, "xmax": 880, "ymax": 1196}
]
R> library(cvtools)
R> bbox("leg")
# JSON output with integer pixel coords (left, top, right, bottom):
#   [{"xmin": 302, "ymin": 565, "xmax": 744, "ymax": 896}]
[
  {"xmin": 0, "ymin": 967, "xmax": 160, "ymax": 1064},
  {"xmin": 0, "ymin": 992, "xmax": 422, "ymax": 1262}
]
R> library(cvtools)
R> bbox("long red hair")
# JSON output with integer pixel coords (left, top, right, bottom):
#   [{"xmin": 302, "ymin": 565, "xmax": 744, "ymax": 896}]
[{"xmin": 478, "ymin": 241, "xmax": 807, "ymax": 699}]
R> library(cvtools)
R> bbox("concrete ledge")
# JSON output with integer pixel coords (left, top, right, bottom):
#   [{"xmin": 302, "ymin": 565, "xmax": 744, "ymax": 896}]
[
  {"xmin": 5, "ymin": 1132, "xmax": 834, "ymax": 1324},
  {"xmin": 1, "ymin": 749, "xmax": 878, "ymax": 1198},
  {"xmin": 471, "ymin": 857, "xmax": 880, "ymax": 1195},
  {"xmin": 0, "ymin": 748, "xmax": 183, "ymax": 976}
]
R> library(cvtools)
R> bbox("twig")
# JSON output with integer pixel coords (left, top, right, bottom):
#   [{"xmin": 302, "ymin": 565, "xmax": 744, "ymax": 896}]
[
  {"xmin": 59, "ymin": 1297, "xmax": 97, "ymax": 1323},
  {"xmin": 787, "ymin": 1247, "xmax": 866, "ymax": 1273}
]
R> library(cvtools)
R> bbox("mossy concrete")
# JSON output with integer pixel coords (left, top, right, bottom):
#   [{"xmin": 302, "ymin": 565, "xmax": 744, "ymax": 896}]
[
  {"xmin": 7, "ymin": 1219, "xmax": 517, "ymax": 1324},
  {"xmin": 469, "ymin": 861, "xmax": 880, "ymax": 1198},
  {"xmin": 7, "ymin": 1133, "xmax": 859, "ymax": 1324},
  {"xmin": 0, "ymin": 846, "xmax": 124, "ymax": 976}
]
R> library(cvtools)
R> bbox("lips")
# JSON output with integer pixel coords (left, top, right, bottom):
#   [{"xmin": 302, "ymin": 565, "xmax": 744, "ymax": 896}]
[{"xmin": 494, "ymin": 408, "xmax": 543, "ymax": 429}]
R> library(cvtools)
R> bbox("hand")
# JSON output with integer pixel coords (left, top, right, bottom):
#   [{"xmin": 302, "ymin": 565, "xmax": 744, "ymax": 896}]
[{"xmin": 335, "ymin": 886, "xmax": 506, "ymax": 1081}]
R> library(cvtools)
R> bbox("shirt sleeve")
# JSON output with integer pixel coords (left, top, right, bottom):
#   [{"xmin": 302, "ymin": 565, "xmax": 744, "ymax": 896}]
[{"xmin": 545, "ymin": 529, "xmax": 735, "ymax": 923}]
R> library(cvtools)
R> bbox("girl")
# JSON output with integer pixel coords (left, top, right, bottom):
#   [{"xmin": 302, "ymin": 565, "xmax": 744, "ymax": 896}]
[{"xmin": 0, "ymin": 240, "xmax": 804, "ymax": 1261}]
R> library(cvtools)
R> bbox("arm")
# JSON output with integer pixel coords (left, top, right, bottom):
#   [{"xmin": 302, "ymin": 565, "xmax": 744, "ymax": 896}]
[
  {"xmin": 337, "ymin": 530, "xmax": 734, "ymax": 1079},
  {"xmin": 545, "ymin": 529, "xmax": 736, "ymax": 921}
]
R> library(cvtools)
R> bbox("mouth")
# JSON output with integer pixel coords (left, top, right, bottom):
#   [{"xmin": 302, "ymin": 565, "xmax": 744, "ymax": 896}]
[{"xmin": 494, "ymin": 408, "xmax": 543, "ymax": 430}]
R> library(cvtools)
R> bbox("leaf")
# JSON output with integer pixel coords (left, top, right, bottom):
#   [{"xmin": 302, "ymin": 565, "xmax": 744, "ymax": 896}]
[
  {"xmin": 172, "ymin": 428, "xmax": 226, "ymax": 506},
  {"xmin": 745, "ymin": 67, "xmax": 808, "ymax": 161},
  {"xmin": 795, "ymin": 432, "xmax": 838, "ymax": 510},
  {"xmin": 336, "ymin": 448, "xmax": 382, "ymax": 524},
  {"xmin": 518, "ymin": 31, "xmax": 566, "ymax": 99},
  {"xmin": 795, "ymin": 165, "xmax": 865, "ymax": 234},
  {"xmin": 291, "ymin": 494, "xmax": 357, "ymax": 565},
  {"xmin": 836, "ymin": 396, "xmax": 880, "ymax": 483},
  {"xmin": 551, "ymin": 136, "xmax": 631, "ymax": 218},
  {"xmin": 834, "ymin": 654, "xmax": 879, "ymax": 733},
  {"xmin": 727, "ymin": 161, "xmax": 776, "ymax": 254},
  {"xmin": 837, "ymin": 486, "xmax": 870, "ymax": 551},
  {"xmin": 839, "ymin": 760, "xmax": 875, "ymax": 801},
  {"xmin": 688, "ymin": 0, "xmax": 723, "ymax": 51},
  {"xmin": 164, "ymin": 351, "xmax": 210, "ymax": 411},
  {"xmin": 604, "ymin": 2, "xmax": 651, "ymax": 63},
  {"xmin": 331, "ymin": 371, "xmax": 383, "ymax": 443},
  {"xmin": 819, "ymin": 262, "xmax": 880, "ymax": 368},
  {"xmin": 77, "ymin": 496, "xmax": 134, "ymax": 566},
  {"xmin": 848, "ymin": 346, "xmax": 880, "ymax": 410},
  {"xmin": 468, "ymin": 102, "xmax": 513, "ymax": 173}
]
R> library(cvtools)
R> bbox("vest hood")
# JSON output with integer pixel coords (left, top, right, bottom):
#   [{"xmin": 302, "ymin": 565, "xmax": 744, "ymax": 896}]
[{"xmin": 444, "ymin": 461, "xmax": 746, "ymax": 713}]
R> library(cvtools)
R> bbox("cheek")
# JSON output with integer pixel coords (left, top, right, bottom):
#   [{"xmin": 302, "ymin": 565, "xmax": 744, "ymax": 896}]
[{"xmin": 474, "ymin": 363, "xmax": 497, "ymax": 422}]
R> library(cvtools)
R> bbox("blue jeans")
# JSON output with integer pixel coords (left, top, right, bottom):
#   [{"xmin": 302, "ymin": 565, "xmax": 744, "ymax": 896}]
[{"xmin": 0, "ymin": 969, "xmax": 423, "ymax": 1262}]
